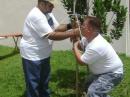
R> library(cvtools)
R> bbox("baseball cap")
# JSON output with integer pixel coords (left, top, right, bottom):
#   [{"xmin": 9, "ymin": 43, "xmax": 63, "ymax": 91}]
[{"xmin": 44, "ymin": 0, "xmax": 55, "ymax": 4}]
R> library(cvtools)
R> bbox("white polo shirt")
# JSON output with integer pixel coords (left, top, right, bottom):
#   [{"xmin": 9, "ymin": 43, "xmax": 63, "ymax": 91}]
[
  {"xmin": 20, "ymin": 7, "xmax": 59, "ymax": 61},
  {"xmin": 81, "ymin": 34, "xmax": 123, "ymax": 74}
]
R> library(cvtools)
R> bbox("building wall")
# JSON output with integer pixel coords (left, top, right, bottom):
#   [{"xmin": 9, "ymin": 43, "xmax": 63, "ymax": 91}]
[
  {"xmin": 126, "ymin": 0, "xmax": 130, "ymax": 56},
  {"xmin": 0, "ymin": 0, "xmax": 37, "ymax": 46},
  {"xmin": 0, "ymin": 0, "xmax": 72, "ymax": 50},
  {"xmin": 0, "ymin": 0, "xmax": 129, "ymax": 54},
  {"xmin": 0, "ymin": 0, "xmax": 37, "ymax": 33}
]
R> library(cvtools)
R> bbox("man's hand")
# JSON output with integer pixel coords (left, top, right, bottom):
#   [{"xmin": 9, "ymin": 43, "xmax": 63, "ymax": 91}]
[
  {"xmin": 70, "ymin": 36, "xmax": 79, "ymax": 43},
  {"xmin": 68, "ymin": 28, "xmax": 80, "ymax": 43},
  {"xmin": 71, "ymin": 17, "xmax": 80, "ymax": 29},
  {"xmin": 73, "ymin": 41, "xmax": 85, "ymax": 65}
]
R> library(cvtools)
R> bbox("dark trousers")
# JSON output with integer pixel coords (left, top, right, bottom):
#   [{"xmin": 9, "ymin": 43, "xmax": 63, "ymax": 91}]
[{"xmin": 22, "ymin": 57, "xmax": 50, "ymax": 97}]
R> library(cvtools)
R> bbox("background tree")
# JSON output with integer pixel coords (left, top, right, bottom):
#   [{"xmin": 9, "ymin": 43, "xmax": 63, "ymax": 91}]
[{"xmin": 61, "ymin": 0, "xmax": 127, "ymax": 42}]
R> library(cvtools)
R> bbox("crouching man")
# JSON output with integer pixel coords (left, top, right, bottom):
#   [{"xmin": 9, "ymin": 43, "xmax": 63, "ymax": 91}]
[{"xmin": 73, "ymin": 16, "xmax": 123, "ymax": 97}]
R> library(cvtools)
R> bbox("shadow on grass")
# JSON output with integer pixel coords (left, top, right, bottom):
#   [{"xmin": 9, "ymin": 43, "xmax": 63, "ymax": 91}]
[
  {"xmin": 20, "ymin": 92, "xmax": 76, "ymax": 97},
  {"xmin": 19, "ymin": 91, "xmax": 26, "ymax": 97},
  {"xmin": 0, "ymin": 50, "xmax": 19, "ymax": 60},
  {"xmin": 51, "ymin": 93, "xmax": 76, "ymax": 97},
  {"xmin": 20, "ymin": 94, "xmax": 26, "ymax": 97},
  {"xmin": 51, "ymin": 69, "xmax": 87, "ymax": 96}
]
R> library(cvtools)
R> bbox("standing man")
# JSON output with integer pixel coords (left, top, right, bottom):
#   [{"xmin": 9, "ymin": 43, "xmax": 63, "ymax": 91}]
[
  {"xmin": 73, "ymin": 16, "xmax": 123, "ymax": 97},
  {"xmin": 20, "ymin": 0, "xmax": 79, "ymax": 97}
]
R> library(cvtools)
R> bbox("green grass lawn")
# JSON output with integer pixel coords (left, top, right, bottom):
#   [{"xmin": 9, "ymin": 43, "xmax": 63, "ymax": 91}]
[{"xmin": 0, "ymin": 46, "xmax": 130, "ymax": 97}]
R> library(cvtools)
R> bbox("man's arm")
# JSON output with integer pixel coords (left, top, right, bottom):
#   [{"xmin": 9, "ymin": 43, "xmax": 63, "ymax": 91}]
[
  {"xmin": 55, "ymin": 24, "xmax": 68, "ymax": 32},
  {"xmin": 46, "ymin": 28, "xmax": 79, "ymax": 40},
  {"xmin": 73, "ymin": 41, "xmax": 86, "ymax": 65},
  {"xmin": 55, "ymin": 24, "xmax": 72, "ymax": 32}
]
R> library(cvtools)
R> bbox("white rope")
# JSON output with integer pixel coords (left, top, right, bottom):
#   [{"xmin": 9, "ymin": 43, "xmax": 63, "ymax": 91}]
[
  {"xmin": 73, "ymin": 0, "xmax": 80, "ymax": 97},
  {"xmin": 73, "ymin": 0, "xmax": 77, "ymax": 14},
  {"xmin": 73, "ymin": 0, "xmax": 83, "ymax": 41},
  {"xmin": 75, "ymin": 14, "xmax": 83, "ymax": 39}
]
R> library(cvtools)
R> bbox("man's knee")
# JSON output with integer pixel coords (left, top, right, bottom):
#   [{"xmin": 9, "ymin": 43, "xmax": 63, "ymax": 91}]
[{"xmin": 85, "ymin": 86, "xmax": 96, "ymax": 97}]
